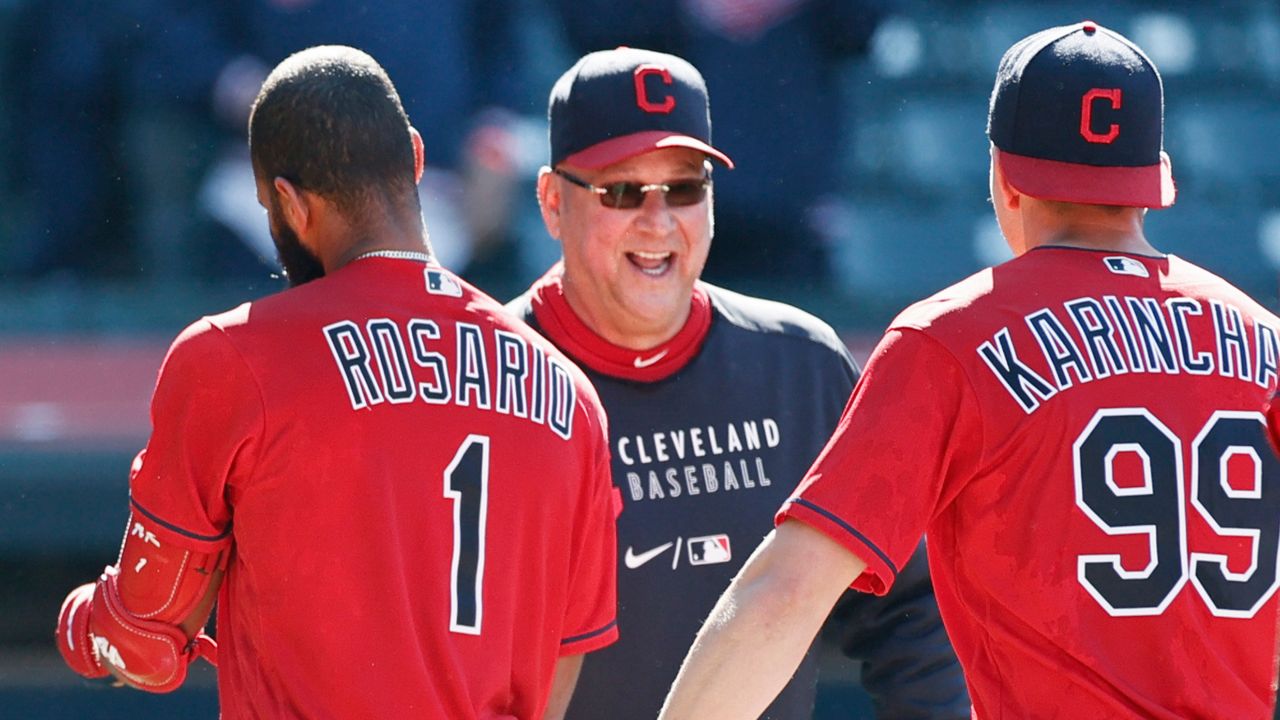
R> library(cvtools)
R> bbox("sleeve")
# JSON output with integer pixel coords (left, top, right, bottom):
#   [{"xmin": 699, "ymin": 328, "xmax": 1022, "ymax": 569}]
[
  {"xmin": 558, "ymin": 395, "xmax": 619, "ymax": 655},
  {"xmin": 127, "ymin": 318, "xmax": 264, "ymax": 554},
  {"xmin": 776, "ymin": 328, "xmax": 983, "ymax": 595}
]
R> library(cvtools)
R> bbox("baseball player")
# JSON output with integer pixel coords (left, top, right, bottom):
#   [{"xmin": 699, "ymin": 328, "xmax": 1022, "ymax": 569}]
[
  {"xmin": 508, "ymin": 47, "xmax": 967, "ymax": 719},
  {"xmin": 661, "ymin": 21, "xmax": 1280, "ymax": 720},
  {"xmin": 54, "ymin": 46, "xmax": 617, "ymax": 719}
]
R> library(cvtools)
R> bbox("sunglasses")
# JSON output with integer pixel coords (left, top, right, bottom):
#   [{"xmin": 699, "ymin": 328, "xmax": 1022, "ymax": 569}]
[{"xmin": 554, "ymin": 168, "xmax": 710, "ymax": 209}]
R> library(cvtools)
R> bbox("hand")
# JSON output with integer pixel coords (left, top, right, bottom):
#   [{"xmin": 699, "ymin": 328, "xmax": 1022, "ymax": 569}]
[
  {"xmin": 55, "ymin": 583, "xmax": 110, "ymax": 679},
  {"xmin": 54, "ymin": 568, "xmax": 219, "ymax": 692}
]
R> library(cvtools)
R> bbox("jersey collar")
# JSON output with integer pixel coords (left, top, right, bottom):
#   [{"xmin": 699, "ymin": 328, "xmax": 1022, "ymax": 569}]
[{"xmin": 528, "ymin": 266, "xmax": 712, "ymax": 382}]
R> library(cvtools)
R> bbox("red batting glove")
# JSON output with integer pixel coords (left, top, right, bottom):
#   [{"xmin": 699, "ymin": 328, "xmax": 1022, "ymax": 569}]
[
  {"xmin": 55, "ymin": 569, "xmax": 219, "ymax": 692},
  {"xmin": 56, "ymin": 583, "xmax": 110, "ymax": 679}
]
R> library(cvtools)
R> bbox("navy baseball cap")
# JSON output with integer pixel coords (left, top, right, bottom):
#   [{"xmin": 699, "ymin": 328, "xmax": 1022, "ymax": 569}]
[
  {"xmin": 549, "ymin": 47, "xmax": 733, "ymax": 170},
  {"xmin": 988, "ymin": 21, "xmax": 1175, "ymax": 208}
]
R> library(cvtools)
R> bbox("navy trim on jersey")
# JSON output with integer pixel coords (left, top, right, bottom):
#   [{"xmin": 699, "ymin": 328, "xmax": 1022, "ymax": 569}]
[
  {"xmin": 788, "ymin": 498, "xmax": 898, "ymax": 578},
  {"xmin": 1029, "ymin": 245, "xmax": 1167, "ymax": 260},
  {"xmin": 561, "ymin": 618, "xmax": 618, "ymax": 645},
  {"xmin": 130, "ymin": 498, "xmax": 233, "ymax": 542}
]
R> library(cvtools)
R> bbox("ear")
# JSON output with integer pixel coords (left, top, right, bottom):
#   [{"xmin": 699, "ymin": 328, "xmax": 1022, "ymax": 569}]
[
  {"xmin": 991, "ymin": 152, "xmax": 1021, "ymax": 211},
  {"xmin": 1158, "ymin": 150, "xmax": 1175, "ymax": 206},
  {"xmin": 410, "ymin": 126, "xmax": 425, "ymax": 184},
  {"xmin": 536, "ymin": 167, "xmax": 561, "ymax": 240},
  {"xmin": 272, "ymin": 176, "xmax": 310, "ymax": 232}
]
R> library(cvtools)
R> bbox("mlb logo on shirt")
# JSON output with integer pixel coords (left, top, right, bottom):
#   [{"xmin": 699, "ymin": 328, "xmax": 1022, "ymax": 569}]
[
  {"xmin": 687, "ymin": 534, "xmax": 731, "ymax": 566},
  {"xmin": 1103, "ymin": 256, "xmax": 1150, "ymax": 278},
  {"xmin": 425, "ymin": 268, "xmax": 463, "ymax": 297}
]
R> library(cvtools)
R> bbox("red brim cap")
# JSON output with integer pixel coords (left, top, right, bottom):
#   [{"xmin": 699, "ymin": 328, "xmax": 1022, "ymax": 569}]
[
  {"xmin": 996, "ymin": 147, "xmax": 1175, "ymax": 208},
  {"xmin": 564, "ymin": 130, "xmax": 735, "ymax": 170}
]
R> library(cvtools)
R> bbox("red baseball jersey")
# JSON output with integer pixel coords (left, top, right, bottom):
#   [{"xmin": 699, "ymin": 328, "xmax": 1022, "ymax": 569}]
[
  {"xmin": 126, "ymin": 256, "xmax": 617, "ymax": 719},
  {"xmin": 780, "ymin": 247, "xmax": 1280, "ymax": 718}
]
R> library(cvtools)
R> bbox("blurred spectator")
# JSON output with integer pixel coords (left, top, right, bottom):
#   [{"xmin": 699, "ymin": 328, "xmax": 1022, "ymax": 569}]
[
  {"xmin": 7, "ymin": 0, "xmax": 150, "ymax": 280},
  {"xmin": 7, "ymin": 1, "xmax": 277, "ymax": 282},
  {"xmin": 126, "ymin": 2, "xmax": 254, "ymax": 280},
  {"xmin": 5, "ymin": 0, "xmax": 533, "ymax": 291},
  {"xmin": 196, "ymin": 0, "xmax": 532, "ymax": 292},
  {"xmin": 543, "ymin": 0, "xmax": 892, "ymax": 285}
]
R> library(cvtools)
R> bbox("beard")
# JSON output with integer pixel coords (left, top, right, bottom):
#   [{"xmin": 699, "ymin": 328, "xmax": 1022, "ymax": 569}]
[{"xmin": 268, "ymin": 192, "xmax": 326, "ymax": 287}]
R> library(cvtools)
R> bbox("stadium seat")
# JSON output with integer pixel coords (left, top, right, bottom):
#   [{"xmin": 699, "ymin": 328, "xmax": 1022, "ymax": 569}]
[
  {"xmin": 847, "ymin": 92, "xmax": 990, "ymax": 199},
  {"xmin": 1166, "ymin": 98, "xmax": 1280, "ymax": 204},
  {"xmin": 1145, "ymin": 202, "xmax": 1277, "ymax": 304},
  {"xmin": 830, "ymin": 201, "xmax": 988, "ymax": 307}
]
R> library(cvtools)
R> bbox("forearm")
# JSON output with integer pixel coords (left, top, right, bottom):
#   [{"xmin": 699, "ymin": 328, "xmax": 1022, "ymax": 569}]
[
  {"xmin": 544, "ymin": 653, "xmax": 584, "ymax": 720},
  {"xmin": 659, "ymin": 522, "xmax": 867, "ymax": 720},
  {"xmin": 178, "ymin": 567, "xmax": 224, "ymax": 638},
  {"xmin": 55, "ymin": 512, "xmax": 229, "ymax": 692},
  {"xmin": 659, "ymin": 562, "xmax": 823, "ymax": 718},
  {"xmin": 835, "ymin": 542, "xmax": 969, "ymax": 717}
]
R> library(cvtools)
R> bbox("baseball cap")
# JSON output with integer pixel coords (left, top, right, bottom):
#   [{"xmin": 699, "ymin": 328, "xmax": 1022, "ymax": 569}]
[
  {"xmin": 988, "ymin": 21, "xmax": 1175, "ymax": 208},
  {"xmin": 548, "ymin": 47, "xmax": 734, "ymax": 170}
]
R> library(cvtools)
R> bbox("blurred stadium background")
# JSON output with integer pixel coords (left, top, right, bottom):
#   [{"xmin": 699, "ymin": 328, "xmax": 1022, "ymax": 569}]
[{"xmin": 3, "ymin": 0, "xmax": 1279, "ymax": 717}]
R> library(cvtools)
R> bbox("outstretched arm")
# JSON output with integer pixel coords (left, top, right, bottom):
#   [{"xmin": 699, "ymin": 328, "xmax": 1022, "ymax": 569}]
[
  {"xmin": 827, "ymin": 540, "xmax": 969, "ymax": 718},
  {"xmin": 658, "ymin": 520, "xmax": 867, "ymax": 720},
  {"xmin": 543, "ymin": 653, "xmax": 584, "ymax": 720}
]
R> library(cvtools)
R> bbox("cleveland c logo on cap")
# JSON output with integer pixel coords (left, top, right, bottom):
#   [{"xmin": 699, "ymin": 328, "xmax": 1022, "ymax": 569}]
[
  {"xmin": 634, "ymin": 65, "xmax": 675, "ymax": 114},
  {"xmin": 1080, "ymin": 88, "xmax": 1122, "ymax": 144}
]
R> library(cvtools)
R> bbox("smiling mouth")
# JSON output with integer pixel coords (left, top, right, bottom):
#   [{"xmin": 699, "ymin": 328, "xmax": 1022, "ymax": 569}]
[{"xmin": 627, "ymin": 250, "xmax": 673, "ymax": 276}]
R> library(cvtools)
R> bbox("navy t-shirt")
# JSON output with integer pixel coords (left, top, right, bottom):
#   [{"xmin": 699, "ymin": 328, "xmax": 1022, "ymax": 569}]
[{"xmin": 510, "ymin": 274, "xmax": 966, "ymax": 719}]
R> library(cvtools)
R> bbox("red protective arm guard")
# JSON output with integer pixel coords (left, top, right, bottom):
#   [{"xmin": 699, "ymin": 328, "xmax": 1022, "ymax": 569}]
[
  {"xmin": 54, "ymin": 511, "xmax": 228, "ymax": 692},
  {"xmin": 56, "ymin": 566, "xmax": 218, "ymax": 693}
]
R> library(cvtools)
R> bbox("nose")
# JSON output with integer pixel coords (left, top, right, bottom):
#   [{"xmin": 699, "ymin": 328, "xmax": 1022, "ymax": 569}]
[{"xmin": 634, "ymin": 186, "xmax": 678, "ymax": 230}]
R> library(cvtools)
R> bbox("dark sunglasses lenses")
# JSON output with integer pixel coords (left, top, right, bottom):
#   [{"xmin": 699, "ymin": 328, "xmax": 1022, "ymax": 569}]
[
  {"xmin": 599, "ymin": 180, "xmax": 707, "ymax": 209},
  {"xmin": 664, "ymin": 181, "xmax": 709, "ymax": 207}
]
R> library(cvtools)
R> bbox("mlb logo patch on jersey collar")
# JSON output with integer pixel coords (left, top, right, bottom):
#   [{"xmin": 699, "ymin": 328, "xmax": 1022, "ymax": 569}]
[
  {"xmin": 1103, "ymin": 256, "xmax": 1150, "ymax": 278},
  {"xmin": 425, "ymin": 268, "xmax": 463, "ymax": 297}
]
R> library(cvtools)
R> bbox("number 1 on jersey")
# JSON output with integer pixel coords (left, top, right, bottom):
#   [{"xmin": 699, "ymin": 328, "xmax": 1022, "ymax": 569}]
[{"xmin": 445, "ymin": 435, "xmax": 490, "ymax": 634}]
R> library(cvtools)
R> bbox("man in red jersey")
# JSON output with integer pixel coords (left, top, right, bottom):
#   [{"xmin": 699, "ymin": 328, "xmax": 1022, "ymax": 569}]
[
  {"xmin": 54, "ymin": 45, "xmax": 617, "ymax": 719},
  {"xmin": 662, "ymin": 21, "xmax": 1280, "ymax": 720}
]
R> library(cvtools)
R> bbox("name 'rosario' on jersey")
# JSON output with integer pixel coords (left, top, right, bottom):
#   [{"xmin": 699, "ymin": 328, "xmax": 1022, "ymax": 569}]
[
  {"xmin": 978, "ymin": 295, "xmax": 1280, "ymax": 413},
  {"xmin": 322, "ymin": 318, "xmax": 577, "ymax": 439}
]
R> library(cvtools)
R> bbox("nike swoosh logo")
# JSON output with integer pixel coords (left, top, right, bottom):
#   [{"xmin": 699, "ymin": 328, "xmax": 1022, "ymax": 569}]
[
  {"xmin": 624, "ymin": 542, "xmax": 674, "ymax": 569},
  {"xmin": 633, "ymin": 350, "xmax": 669, "ymax": 368}
]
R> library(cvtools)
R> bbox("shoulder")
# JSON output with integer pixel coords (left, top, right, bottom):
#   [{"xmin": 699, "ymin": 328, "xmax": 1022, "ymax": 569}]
[
  {"xmin": 167, "ymin": 303, "xmax": 253, "ymax": 366},
  {"xmin": 889, "ymin": 267, "xmax": 996, "ymax": 333},
  {"xmin": 199, "ymin": 284, "xmax": 319, "ymax": 343},
  {"xmin": 1167, "ymin": 255, "xmax": 1280, "ymax": 325},
  {"xmin": 704, "ymin": 282, "xmax": 849, "ymax": 359},
  {"xmin": 504, "ymin": 287, "xmax": 536, "ymax": 325},
  {"xmin": 485, "ymin": 289, "xmax": 606, "ymax": 412},
  {"xmin": 199, "ymin": 301, "xmax": 253, "ymax": 335},
  {"xmin": 153, "ymin": 307, "xmax": 262, "ymax": 412},
  {"xmin": 155, "ymin": 305, "xmax": 264, "ymax": 397},
  {"xmin": 476, "ymin": 286, "xmax": 560, "ymax": 359}
]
